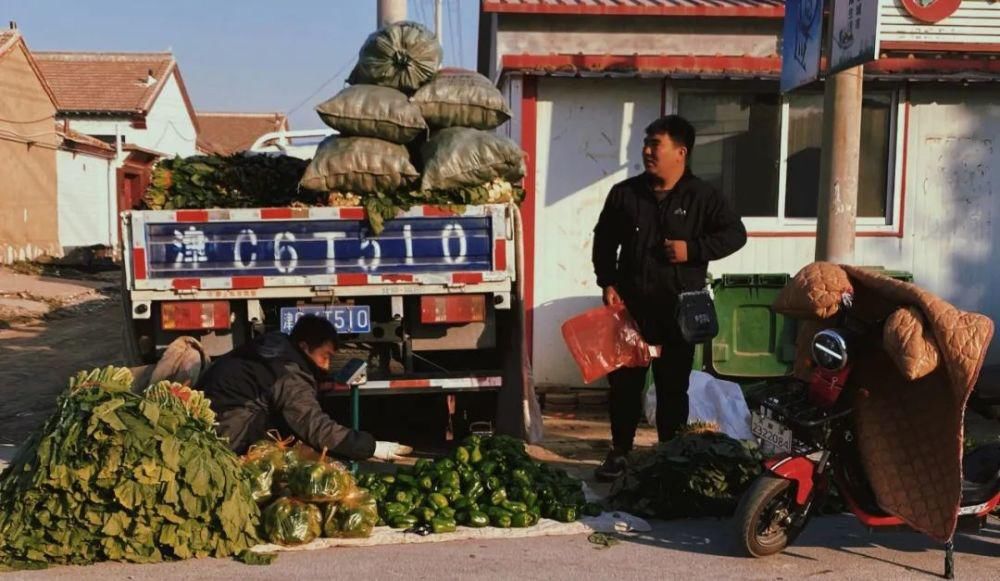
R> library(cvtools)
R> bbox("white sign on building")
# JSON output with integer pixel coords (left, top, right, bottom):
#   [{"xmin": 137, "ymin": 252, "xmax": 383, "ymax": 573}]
[{"xmin": 830, "ymin": 0, "xmax": 882, "ymax": 74}]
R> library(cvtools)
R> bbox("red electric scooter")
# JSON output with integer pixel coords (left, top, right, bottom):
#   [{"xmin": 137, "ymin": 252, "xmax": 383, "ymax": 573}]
[{"xmin": 733, "ymin": 295, "xmax": 1000, "ymax": 579}]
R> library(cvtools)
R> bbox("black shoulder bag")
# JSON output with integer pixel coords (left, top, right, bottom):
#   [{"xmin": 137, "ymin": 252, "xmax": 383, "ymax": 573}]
[{"xmin": 674, "ymin": 266, "xmax": 719, "ymax": 344}]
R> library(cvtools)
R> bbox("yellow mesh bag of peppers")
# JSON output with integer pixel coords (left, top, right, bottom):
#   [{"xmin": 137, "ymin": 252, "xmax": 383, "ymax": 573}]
[
  {"xmin": 261, "ymin": 498, "xmax": 322, "ymax": 546},
  {"xmin": 242, "ymin": 431, "xmax": 296, "ymax": 504},
  {"xmin": 321, "ymin": 489, "xmax": 379, "ymax": 538},
  {"xmin": 285, "ymin": 447, "xmax": 356, "ymax": 503}
]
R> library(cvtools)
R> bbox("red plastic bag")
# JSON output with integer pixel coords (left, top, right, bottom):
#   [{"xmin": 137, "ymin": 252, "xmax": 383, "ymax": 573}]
[{"xmin": 561, "ymin": 303, "xmax": 659, "ymax": 384}]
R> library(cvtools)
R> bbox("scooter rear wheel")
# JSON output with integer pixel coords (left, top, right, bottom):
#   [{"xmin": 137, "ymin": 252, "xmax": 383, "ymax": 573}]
[{"xmin": 735, "ymin": 475, "xmax": 810, "ymax": 557}]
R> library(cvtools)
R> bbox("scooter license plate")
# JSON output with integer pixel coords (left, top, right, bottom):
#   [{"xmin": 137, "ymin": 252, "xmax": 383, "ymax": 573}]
[{"xmin": 752, "ymin": 411, "xmax": 793, "ymax": 456}]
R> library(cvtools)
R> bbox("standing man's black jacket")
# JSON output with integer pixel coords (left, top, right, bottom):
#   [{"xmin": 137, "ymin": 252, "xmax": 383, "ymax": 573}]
[
  {"xmin": 592, "ymin": 170, "xmax": 747, "ymax": 342},
  {"xmin": 197, "ymin": 333, "xmax": 376, "ymax": 459}
]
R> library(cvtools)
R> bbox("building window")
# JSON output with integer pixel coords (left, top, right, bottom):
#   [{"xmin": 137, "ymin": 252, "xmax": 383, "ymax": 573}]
[
  {"xmin": 678, "ymin": 93, "xmax": 781, "ymax": 217},
  {"xmin": 677, "ymin": 88, "xmax": 898, "ymax": 229},
  {"xmin": 784, "ymin": 92, "xmax": 894, "ymax": 219}
]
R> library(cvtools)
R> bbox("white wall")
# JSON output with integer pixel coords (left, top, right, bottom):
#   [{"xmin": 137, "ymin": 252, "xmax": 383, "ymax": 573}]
[
  {"xmin": 57, "ymin": 150, "xmax": 114, "ymax": 248},
  {"xmin": 141, "ymin": 72, "xmax": 198, "ymax": 157},
  {"xmin": 526, "ymin": 77, "xmax": 999, "ymax": 386},
  {"xmin": 531, "ymin": 78, "xmax": 661, "ymax": 386},
  {"xmin": 905, "ymin": 89, "xmax": 999, "ymax": 365},
  {"xmin": 65, "ymin": 72, "xmax": 198, "ymax": 158}
]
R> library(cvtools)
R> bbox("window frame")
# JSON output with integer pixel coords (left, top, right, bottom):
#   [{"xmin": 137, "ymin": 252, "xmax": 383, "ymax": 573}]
[{"xmin": 667, "ymin": 84, "xmax": 904, "ymax": 235}]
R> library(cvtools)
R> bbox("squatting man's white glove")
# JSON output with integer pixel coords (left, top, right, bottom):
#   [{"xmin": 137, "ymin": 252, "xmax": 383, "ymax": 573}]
[{"xmin": 374, "ymin": 441, "xmax": 413, "ymax": 461}]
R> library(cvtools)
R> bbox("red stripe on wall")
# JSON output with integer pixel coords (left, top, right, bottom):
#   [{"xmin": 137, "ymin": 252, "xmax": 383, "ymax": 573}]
[{"xmin": 521, "ymin": 76, "xmax": 538, "ymax": 363}]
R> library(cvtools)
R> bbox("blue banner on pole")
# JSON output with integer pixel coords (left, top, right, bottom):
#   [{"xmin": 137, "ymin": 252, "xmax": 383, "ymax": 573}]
[{"xmin": 780, "ymin": 0, "xmax": 823, "ymax": 93}]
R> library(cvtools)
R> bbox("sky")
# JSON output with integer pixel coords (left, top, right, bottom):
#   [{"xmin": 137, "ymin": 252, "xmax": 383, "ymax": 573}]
[{"xmin": 1, "ymin": 0, "xmax": 480, "ymax": 130}]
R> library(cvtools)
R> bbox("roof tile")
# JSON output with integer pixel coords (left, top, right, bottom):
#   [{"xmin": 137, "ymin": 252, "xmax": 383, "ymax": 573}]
[
  {"xmin": 33, "ymin": 52, "xmax": 174, "ymax": 114},
  {"xmin": 195, "ymin": 112, "xmax": 289, "ymax": 155}
]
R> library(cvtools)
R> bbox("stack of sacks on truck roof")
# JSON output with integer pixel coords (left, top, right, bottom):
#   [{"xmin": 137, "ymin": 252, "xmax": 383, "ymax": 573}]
[{"xmin": 299, "ymin": 21, "xmax": 527, "ymax": 233}]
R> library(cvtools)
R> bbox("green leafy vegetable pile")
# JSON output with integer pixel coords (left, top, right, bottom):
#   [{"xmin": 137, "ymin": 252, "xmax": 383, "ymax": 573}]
[
  {"xmin": 0, "ymin": 367, "xmax": 260, "ymax": 568},
  {"xmin": 609, "ymin": 426, "xmax": 762, "ymax": 519},
  {"xmin": 142, "ymin": 154, "xmax": 314, "ymax": 211}
]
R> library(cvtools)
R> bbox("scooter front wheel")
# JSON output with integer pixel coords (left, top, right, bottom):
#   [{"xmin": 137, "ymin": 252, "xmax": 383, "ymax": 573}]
[{"xmin": 734, "ymin": 475, "xmax": 811, "ymax": 557}]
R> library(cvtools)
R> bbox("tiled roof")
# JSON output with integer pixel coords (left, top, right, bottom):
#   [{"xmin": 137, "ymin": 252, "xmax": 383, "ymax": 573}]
[
  {"xmin": 57, "ymin": 123, "xmax": 116, "ymax": 154},
  {"xmin": 33, "ymin": 51, "xmax": 175, "ymax": 114},
  {"xmin": 195, "ymin": 112, "xmax": 290, "ymax": 155},
  {"xmin": 481, "ymin": 0, "xmax": 785, "ymax": 17}
]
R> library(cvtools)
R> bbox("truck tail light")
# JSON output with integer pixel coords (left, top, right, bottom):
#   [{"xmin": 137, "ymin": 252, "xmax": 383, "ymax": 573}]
[
  {"xmin": 161, "ymin": 301, "xmax": 230, "ymax": 331},
  {"xmin": 420, "ymin": 295, "xmax": 486, "ymax": 324}
]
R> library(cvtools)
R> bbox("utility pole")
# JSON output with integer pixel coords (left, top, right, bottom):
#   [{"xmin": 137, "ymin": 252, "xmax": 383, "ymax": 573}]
[
  {"xmin": 435, "ymin": 0, "xmax": 443, "ymax": 51},
  {"xmin": 377, "ymin": 0, "xmax": 407, "ymax": 28},
  {"xmin": 814, "ymin": 70, "xmax": 863, "ymax": 262}
]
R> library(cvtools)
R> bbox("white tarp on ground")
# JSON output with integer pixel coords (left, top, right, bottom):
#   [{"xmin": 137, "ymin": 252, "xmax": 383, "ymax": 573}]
[{"xmin": 251, "ymin": 512, "xmax": 650, "ymax": 553}]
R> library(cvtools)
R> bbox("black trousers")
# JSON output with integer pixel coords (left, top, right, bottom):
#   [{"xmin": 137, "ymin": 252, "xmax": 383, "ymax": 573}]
[{"xmin": 608, "ymin": 339, "xmax": 696, "ymax": 451}]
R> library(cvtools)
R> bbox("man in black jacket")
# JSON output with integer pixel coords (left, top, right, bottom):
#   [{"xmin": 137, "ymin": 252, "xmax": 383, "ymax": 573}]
[
  {"xmin": 198, "ymin": 315, "xmax": 410, "ymax": 461},
  {"xmin": 592, "ymin": 114, "xmax": 747, "ymax": 481}
]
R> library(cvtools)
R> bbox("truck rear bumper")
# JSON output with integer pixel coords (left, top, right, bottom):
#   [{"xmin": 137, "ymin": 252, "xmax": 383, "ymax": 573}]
[{"xmin": 319, "ymin": 374, "xmax": 502, "ymax": 396}]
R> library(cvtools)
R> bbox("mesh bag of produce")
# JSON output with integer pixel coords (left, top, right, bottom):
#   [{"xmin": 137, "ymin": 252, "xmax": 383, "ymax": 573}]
[
  {"xmin": 316, "ymin": 85, "xmax": 427, "ymax": 144},
  {"xmin": 242, "ymin": 432, "xmax": 296, "ymax": 504},
  {"xmin": 286, "ymin": 452, "xmax": 357, "ymax": 504},
  {"xmin": 321, "ymin": 489, "xmax": 378, "ymax": 539},
  {"xmin": 347, "ymin": 21, "xmax": 442, "ymax": 93},
  {"xmin": 261, "ymin": 498, "xmax": 322, "ymax": 546},
  {"xmin": 411, "ymin": 68, "xmax": 511, "ymax": 130},
  {"xmin": 299, "ymin": 136, "xmax": 419, "ymax": 194},
  {"xmin": 420, "ymin": 128, "xmax": 526, "ymax": 191}
]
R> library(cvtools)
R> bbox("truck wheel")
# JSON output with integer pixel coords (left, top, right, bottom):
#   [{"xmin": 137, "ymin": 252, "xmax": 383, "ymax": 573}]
[{"xmin": 734, "ymin": 475, "xmax": 810, "ymax": 557}]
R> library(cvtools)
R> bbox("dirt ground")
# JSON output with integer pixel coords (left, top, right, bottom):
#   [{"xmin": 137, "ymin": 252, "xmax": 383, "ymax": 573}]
[{"xmin": 0, "ymin": 303, "xmax": 123, "ymax": 455}]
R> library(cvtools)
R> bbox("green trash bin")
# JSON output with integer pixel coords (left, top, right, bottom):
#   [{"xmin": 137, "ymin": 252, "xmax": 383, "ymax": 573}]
[{"xmin": 708, "ymin": 273, "xmax": 798, "ymax": 379}]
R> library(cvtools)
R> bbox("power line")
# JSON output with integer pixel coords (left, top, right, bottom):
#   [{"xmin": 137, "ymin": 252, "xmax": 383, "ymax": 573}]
[{"xmin": 285, "ymin": 55, "xmax": 355, "ymax": 118}]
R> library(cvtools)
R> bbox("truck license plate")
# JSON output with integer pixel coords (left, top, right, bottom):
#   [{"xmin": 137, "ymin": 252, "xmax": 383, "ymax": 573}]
[
  {"xmin": 751, "ymin": 411, "xmax": 793, "ymax": 456},
  {"xmin": 280, "ymin": 306, "xmax": 371, "ymax": 335}
]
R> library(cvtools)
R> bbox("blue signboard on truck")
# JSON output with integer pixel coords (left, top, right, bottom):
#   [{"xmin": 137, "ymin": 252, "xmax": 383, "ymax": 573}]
[{"xmin": 141, "ymin": 216, "xmax": 494, "ymax": 279}]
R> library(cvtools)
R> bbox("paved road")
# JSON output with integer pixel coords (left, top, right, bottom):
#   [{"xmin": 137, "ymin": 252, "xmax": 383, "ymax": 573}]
[{"xmin": 4, "ymin": 516, "xmax": 997, "ymax": 581}]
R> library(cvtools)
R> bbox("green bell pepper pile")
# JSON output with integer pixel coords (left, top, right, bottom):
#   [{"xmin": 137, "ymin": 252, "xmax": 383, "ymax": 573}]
[{"xmin": 356, "ymin": 435, "xmax": 602, "ymax": 534}]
